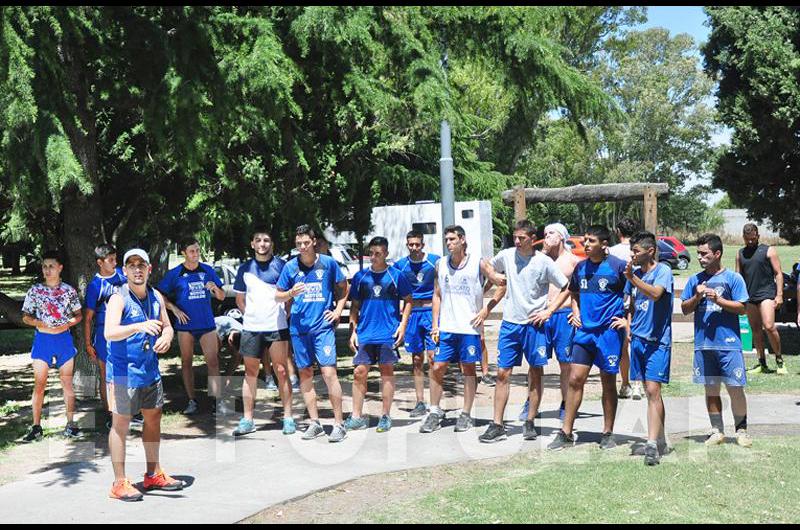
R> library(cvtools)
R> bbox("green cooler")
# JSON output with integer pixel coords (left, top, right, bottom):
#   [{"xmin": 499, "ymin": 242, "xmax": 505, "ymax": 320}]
[{"xmin": 739, "ymin": 314, "xmax": 753, "ymax": 352}]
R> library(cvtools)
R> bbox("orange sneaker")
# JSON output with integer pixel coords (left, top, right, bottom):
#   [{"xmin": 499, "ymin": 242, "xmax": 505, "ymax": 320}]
[
  {"xmin": 143, "ymin": 470, "xmax": 184, "ymax": 491},
  {"xmin": 109, "ymin": 478, "xmax": 143, "ymax": 502}
]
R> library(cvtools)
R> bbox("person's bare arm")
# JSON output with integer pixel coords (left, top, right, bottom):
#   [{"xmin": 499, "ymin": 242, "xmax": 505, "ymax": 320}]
[
  {"xmin": 324, "ymin": 280, "xmax": 349, "ymax": 325},
  {"xmin": 83, "ymin": 308, "xmax": 97, "ymax": 359},
  {"xmin": 349, "ymin": 299, "xmax": 361, "ymax": 352},
  {"xmin": 152, "ymin": 291, "xmax": 175, "ymax": 353},
  {"xmin": 236, "ymin": 292, "xmax": 246, "ymax": 314},
  {"xmin": 768, "ymin": 246, "xmax": 784, "ymax": 308},
  {"xmin": 395, "ymin": 295, "xmax": 413, "ymax": 348},
  {"xmin": 431, "ymin": 271, "xmax": 442, "ymax": 343}
]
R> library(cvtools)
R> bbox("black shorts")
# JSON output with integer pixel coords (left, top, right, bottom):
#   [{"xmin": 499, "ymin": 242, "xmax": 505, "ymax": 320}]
[
  {"xmin": 108, "ymin": 380, "xmax": 164, "ymax": 416},
  {"xmin": 239, "ymin": 329, "xmax": 290, "ymax": 358}
]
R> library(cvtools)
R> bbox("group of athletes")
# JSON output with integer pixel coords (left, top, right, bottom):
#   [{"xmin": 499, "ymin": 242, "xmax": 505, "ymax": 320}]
[{"xmin": 17, "ymin": 218, "xmax": 790, "ymax": 501}]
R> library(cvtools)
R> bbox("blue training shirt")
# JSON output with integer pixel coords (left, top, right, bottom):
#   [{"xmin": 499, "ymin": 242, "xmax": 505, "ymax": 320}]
[
  {"xmin": 109, "ymin": 286, "xmax": 162, "ymax": 389},
  {"xmin": 570, "ymin": 255, "xmax": 627, "ymax": 331},
  {"xmin": 625, "ymin": 263, "xmax": 673, "ymax": 347},
  {"xmin": 276, "ymin": 254, "xmax": 346, "ymax": 335},
  {"xmin": 393, "ymin": 253, "xmax": 440, "ymax": 302},
  {"xmin": 157, "ymin": 263, "xmax": 223, "ymax": 332},
  {"xmin": 351, "ymin": 267, "xmax": 414, "ymax": 344},
  {"xmin": 681, "ymin": 269, "xmax": 749, "ymax": 351},
  {"xmin": 85, "ymin": 269, "xmax": 127, "ymax": 326}
]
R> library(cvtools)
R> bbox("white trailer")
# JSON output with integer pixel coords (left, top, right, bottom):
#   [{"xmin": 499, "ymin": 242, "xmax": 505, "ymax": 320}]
[{"xmin": 325, "ymin": 200, "xmax": 494, "ymax": 260}]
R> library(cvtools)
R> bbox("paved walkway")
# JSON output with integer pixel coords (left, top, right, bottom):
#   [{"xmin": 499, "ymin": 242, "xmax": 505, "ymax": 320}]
[{"xmin": 2, "ymin": 394, "xmax": 798, "ymax": 523}]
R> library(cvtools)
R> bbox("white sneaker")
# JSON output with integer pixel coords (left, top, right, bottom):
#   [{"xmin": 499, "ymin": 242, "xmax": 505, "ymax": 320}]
[
  {"xmin": 265, "ymin": 375, "xmax": 278, "ymax": 391},
  {"xmin": 631, "ymin": 381, "xmax": 643, "ymax": 401},
  {"xmin": 704, "ymin": 428, "xmax": 725, "ymax": 446},
  {"xmin": 214, "ymin": 400, "xmax": 232, "ymax": 416},
  {"xmin": 618, "ymin": 384, "xmax": 632, "ymax": 399}
]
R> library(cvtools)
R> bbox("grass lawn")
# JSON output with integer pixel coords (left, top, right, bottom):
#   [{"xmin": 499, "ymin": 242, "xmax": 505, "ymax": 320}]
[{"xmin": 370, "ymin": 437, "xmax": 800, "ymax": 524}]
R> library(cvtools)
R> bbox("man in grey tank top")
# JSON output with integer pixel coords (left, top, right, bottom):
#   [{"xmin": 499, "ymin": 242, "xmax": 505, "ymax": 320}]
[{"xmin": 736, "ymin": 223, "xmax": 786, "ymax": 375}]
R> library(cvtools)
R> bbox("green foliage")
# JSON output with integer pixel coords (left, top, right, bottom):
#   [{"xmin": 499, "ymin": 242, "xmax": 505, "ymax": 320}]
[{"xmin": 704, "ymin": 7, "xmax": 800, "ymax": 244}]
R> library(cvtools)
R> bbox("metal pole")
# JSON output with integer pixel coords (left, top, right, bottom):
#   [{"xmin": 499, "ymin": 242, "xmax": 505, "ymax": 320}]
[{"xmin": 439, "ymin": 39, "xmax": 455, "ymax": 251}]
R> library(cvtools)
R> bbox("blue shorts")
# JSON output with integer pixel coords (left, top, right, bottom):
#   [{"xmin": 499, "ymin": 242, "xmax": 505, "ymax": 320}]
[
  {"xmin": 497, "ymin": 321, "xmax": 548, "ymax": 369},
  {"xmin": 93, "ymin": 330, "xmax": 109, "ymax": 363},
  {"xmin": 545, "ymin": 308, "xmax": 575, "ymax": 364},
  {"xmin": 693, "ymin": 349, "xmax": 747, "ymax": 387},
  {"xmin": 291, "ymin": 328, "xmax": 337, "ymax": 369},
  {"xmin": 404, "ymin": 309, "xmax": 436, "ymax": 355},
  {"xmin": 31, "ymin": 331, "xmax": 77, "ymax": 369},
  {"xmin": 630, "ymin": 336, "xmax": 671, "ymax": 384},
  {"xmin": 571, "ymin": 327, "xmax": 625, "ymax": 375},
  {"xmin": 179, "ymin": 328, "xmax": 217, "ymax": 342},
  {"xmin": 435, "ymin": 333, "xmax": 481, "ymax": 364},
  {"xmin": 354, "ymin": 343, "xmax": 399, "ymax": 366}
]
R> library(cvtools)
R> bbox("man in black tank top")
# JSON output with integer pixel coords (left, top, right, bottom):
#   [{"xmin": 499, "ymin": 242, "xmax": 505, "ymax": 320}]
[{"xmin": 736, "ymin": 224, "xmax": 786, "ymax": 375}]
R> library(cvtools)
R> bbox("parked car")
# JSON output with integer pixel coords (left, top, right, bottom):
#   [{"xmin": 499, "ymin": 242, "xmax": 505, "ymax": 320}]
[
  {"xmin": 658, "ymin": 236, "xmax": 690, "ymax": 270},
  {"xmin": 212, "ymin": 262, "xmax": 242, "ymax": 319},
  {"xmin": 533, "ymin": 236, "xmax": 587, "ymax": 259},
  {"xmin": 657, "ymin": 239, "xmax": 683, "ymax": 269}
]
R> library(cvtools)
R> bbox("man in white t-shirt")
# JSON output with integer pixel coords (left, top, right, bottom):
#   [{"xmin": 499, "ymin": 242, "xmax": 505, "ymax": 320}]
[{"xmin": 479, "ymin": 220, "xmax": 571, "ymax": 443}]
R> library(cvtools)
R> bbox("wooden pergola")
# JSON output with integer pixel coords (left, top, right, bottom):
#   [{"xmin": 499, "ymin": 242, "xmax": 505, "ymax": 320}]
[{"xmin": 501, "ymin": 183, "xmax": 669, "ymax": 234}]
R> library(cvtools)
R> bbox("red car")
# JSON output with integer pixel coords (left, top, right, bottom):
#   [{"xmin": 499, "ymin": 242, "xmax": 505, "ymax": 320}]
[{"xmin": 658, "ymin": 236, "xmax": 690, "ymax": 270}]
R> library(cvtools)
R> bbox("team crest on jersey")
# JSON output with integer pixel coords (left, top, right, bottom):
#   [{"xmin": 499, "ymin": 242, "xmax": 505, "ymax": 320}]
[
  {"xmin": 373, "ymin": 285, "xmax": 383, "ymax": 297},
  {"xmin": 607, "ymin": 355, "xmax": 618, "ymax": 367},
  {"xmin": 298, "ymin": 271, "xmax": 305, "ymax": 278},
  {"xmin": 637, "ymin": 300, "xmax": 650, "ymax": 312},
  {"xmin": 714, "ymin": 286, "xmax": 725, "ymax": 297},
  {"xmin": 417, "ymin": 272, "xmax": 425, "ymax": 283},
  {"xmin": 130, "ymin": 306, "xmax": 142, "ymax": 318},
  {"xmin": 199, "ymin": 273, "xmax": 206, "ymax": 281},
  {"xmin": 468, "ymin": 345, "xmax": 477, "ymax": 356},
  {"xmin": 538, "ymin": 346, "xmax": 547, "ymax": 358},
  {"xmin": 598, "ymin": 278, "xmax": 609, "ymax": 291},
  {"xmin": 315, "ymin": 270, "xmax": 325, "ymax": 280},
  {"xmin": 323, "ymin": 345, "xmax": 332, "ymax": 356},
  {"xmin": 735, "ymin": 368, "xmax": 744, "ymax": 380}
]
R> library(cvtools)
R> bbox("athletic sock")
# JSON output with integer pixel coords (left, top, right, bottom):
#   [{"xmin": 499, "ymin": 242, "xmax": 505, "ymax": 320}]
[
  {"xmin": 734, "ymin": 415, "xmax": 748, "ymax": 432},
  {"xmin": 709, "ymin": 413, "xmax": 724, "ymax": 432}
]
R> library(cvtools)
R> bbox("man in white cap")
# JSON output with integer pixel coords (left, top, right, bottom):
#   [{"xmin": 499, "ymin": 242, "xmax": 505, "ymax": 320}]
[{"xmin": 105, "ymin": 249, "xmax": 183, "ymax": 501}]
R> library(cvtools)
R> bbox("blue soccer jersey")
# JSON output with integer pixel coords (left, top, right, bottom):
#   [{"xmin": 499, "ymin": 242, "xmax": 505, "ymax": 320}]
[
  {"xmin": 681, "ymin": 269, "xmax": 749, "ymax": 351},
  {"xmin": 109, "ymin": 286, "xmax": 163, "ymax": 389},
  {"xmin": 85, "ymin": 269, "xmax": 127, "ymax": 326},
  {"xmin": 157, "ymin": 263, "xmax": 222, "ymax": 332},
  {"xmin": 393, "ymin": 253, "xmax": 440, "ymax": 301},
  {"xmin": 569, "ymin": 255, "xmax": 627, "ymax": 331},
  {"xmin": 625, "ymin": 263, "xmax": 674, "ymax": 347},
  {"xmin": 277, "ymin": 254, "xmax": 346, "ymax": 335},
  {"xmin": 351, "ymin": 267, "xmax": 414, "ymax": 344}
]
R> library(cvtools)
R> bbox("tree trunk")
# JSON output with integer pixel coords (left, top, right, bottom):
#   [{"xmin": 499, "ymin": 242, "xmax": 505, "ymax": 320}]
[{"xmin": 0, "ymin": 291, "xmax": 24, "ymax": 326}]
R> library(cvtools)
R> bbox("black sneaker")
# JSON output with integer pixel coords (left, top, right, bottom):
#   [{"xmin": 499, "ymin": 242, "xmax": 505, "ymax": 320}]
[
  {"xmin": 523, "ymin": 420, "xmax": 538, "ymax": 441},
  {"xmin": 644, "ymin": 442, "xmax": 660, "ymax": 466},
  {"xmin": 63, "ymin": 424, "xmax": 82, "ymax": 439},
  {"xmin": 547, "ymin": 430, "xmax": 575, "ymax": 451},
  {"xmin": 131, "ymin": 413, "xmax": 144, "ymax": 425},
  {"xmin": 480, "ymin": 374, "xmax": 496, "ymax": 387},
  {"xmin": 479, "ymin": 423, "xmax": 507, "ymax": 443},
  {"xmin": 599, "ymin": 432, "xmax": 616, "ymax": 450},
  {"xmin": 632, "ymin": 440, "xmax": 672, "ymax": 457},
  {"xmin": 454, "ymin": 412, "xmax": 474, "ymax": 432},
  {"xmin": 419, "ymin": 411, "xmax": 443, "ymax": 433},
  {"xmin": 21, "ymin": 425, "xmax": 43, "ymax": 443}
]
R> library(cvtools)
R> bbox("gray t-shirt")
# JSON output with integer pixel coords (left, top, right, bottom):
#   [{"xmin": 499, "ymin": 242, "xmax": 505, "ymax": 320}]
[{"xmin": 491, "ymin": 249, "xmax": 568, "ymax": 325}]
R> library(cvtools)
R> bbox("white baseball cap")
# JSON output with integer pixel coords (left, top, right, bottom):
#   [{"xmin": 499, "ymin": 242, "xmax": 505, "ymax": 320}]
[{"xmin": 123, "ymin": 248, "xmax": 150, "ymax": 265}]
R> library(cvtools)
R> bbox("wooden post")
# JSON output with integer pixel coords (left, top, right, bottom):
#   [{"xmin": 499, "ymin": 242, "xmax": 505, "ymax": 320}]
[
  {"xmin": 643, "ymin": 186, "xmax": 658, "ymax": 234},
  {"xmin": 513, "ymin": 185, "xmax": 527, "ymax": 222}
]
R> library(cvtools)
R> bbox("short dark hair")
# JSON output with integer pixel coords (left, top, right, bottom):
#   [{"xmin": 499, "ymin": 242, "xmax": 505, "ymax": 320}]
[
  {"xmin": 94, "ymin": 244, "xmax": 117, "ymax": 260},
  {"xmin": 406, "ymin": 230, "xmax": 424, "ymax": 241},
  {"xmin": 697, "ymin": 233, "xmax": 724, "ymax": 254},
  {"xmin": 368, "ymin": 236, "xmax": 389, "ymax": 250},
  {"xmin": 513, "ymin": 220, "xmax": 536, "ymax": 237},
  {"xmin": 444, "ymin": 225, "xmax": 466, "ymax": 239},
  {"xmin": 616, "ymin": 218, "xmax": 639, "ymax": 238},
  {"xmin": 178, "ymin": 237, "xmax": 199, "ymax": 254},
  {"xmin": 296, "ymin": 224, "xmax": 317, "ymax": 239},
  {"xmin": 630, "ymin": 231, "xmax": 657, "ymax": 251},
  {"xmin": 41, "ymin": 250, "xmax": 63, "ymax": 264},
  {"xmin": 743, "ymin": 223, "xmax": 759, "ymax": 236},
  {"xmin": 251, "ymin": 226, "xmax": 272, "ymax": 240},
  {"xmin": 586, "ymin": 225, "xmax": 612, "ymax": 244}
]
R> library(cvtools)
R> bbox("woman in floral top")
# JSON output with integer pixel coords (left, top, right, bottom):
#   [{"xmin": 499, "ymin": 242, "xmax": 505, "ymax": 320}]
[{"xmin": 20, "ymin": 251, "xmax": 83, "ymax": 442}]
